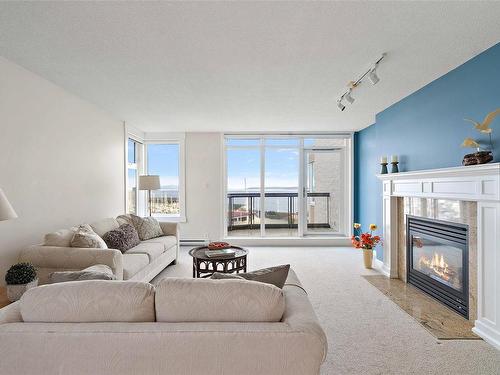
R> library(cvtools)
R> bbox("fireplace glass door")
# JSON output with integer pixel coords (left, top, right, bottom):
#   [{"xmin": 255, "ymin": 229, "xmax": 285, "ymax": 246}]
[
  {"xmin": 406, "ymin": 216, "xmax": 468, "ymax": 318},
  {"xmin": 411, "ymin": 236, "xmax": 464, "ymax": 292}
]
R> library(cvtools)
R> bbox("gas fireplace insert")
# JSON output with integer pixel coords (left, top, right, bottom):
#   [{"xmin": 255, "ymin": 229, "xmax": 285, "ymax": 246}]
[{"xmin": 406, "ymin": 216, "xmax": 469, "ymax": 318}]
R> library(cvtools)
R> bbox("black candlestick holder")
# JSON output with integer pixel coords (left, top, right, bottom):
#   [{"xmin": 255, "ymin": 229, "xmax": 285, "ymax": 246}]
[
  {"xmin": 380, "ymin": 162, "xmax": 388, "ymax": 174},
  {"xmin": 391, "ymin": 161, "xmax": 399, "ymax": 173}
]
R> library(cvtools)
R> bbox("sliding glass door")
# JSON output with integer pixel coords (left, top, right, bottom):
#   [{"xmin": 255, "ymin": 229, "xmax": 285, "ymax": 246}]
[
  {"xmin": 264, "ymin": 139, "xmax": 299, "ymax": 237},
  {"xmin": 224, "ymin": 135, "xmax": 351, "ymax": 238}
]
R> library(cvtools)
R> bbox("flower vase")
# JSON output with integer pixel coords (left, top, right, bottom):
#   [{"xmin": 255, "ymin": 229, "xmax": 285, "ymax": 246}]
[{"xmin": 363, "ymin": 249, "xmax": 373, "ymax": 269}]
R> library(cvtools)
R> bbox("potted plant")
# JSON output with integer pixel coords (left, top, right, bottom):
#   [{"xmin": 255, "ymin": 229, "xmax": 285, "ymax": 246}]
[
  {"xmin": 5, "ymin": 262, "xmax": 38, "ymax": 302},
  {"xmin": 351, "ymin": 223, "xmax": 382, "ymax": 269}
]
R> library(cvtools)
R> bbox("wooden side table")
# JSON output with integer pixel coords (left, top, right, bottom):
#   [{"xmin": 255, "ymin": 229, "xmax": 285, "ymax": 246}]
[{"xmin": 0, "ymin": 286, "xmax": 11, "ymax": 309}]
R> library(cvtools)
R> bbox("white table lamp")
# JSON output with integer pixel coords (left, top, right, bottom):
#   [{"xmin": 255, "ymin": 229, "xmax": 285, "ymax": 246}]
[
  {"xmin": 0, "ymin": 189, "xmax": 17, "ymax": 221},
  {"xmin": 139, "ymin": 175, "xmax": 161, "ymax": 216}
]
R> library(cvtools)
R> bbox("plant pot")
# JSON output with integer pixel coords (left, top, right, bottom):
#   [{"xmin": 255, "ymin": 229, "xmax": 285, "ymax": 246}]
[
  {"xmin": 6, "ymin": 278, "xmax": 38, "ymax": 302},
  {"xmin": 363, "ymin": 249, "xmax": 373, "ymax": 269}
]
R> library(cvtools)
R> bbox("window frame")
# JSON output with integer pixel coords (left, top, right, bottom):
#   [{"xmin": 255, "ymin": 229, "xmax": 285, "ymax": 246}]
[
  {"xmin": 125, "ymin": 136, "xmax": 143, "ymax": 215},
  {"xmin": 222, "ymin": 133, "xmax": 353, "ymax": 239},
  {"xmin": 143, "ymin": 134, "xmax": 186, "ymax": 223}
]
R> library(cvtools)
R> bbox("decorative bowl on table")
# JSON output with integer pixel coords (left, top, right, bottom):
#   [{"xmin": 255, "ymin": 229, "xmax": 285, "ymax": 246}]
[{"xmin": 207, "ymin": 242, "xmax": 231, "ymax": 250}]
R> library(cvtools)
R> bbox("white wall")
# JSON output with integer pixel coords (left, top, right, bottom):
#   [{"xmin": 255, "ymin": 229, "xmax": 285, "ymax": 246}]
[
  {"xmin": 0, "ymin": 57, "xmax": 124, "ymax": 285},
  {"xmin": 179, "ymin": 133, "xmax": 223, "ymax": 241}
]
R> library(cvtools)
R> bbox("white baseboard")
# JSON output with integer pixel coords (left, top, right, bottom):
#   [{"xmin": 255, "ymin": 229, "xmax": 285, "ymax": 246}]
[
  {"xmin": 473, "ymin": 321, "xmax": 500, "ymax": 350},
  {"xmin": 373, "ymin": 252, "xmax": 390, "ymax": 277}
]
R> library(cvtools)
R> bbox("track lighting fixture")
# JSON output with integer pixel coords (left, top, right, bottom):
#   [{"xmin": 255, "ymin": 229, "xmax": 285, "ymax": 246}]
[
  {"xmin": 344, "ymin": 90, "xmax": 355, "ymax": 104},
  {"xmin": 336, "ymin": 53, "xmax": 386, "ymax": 111},
  {"xmin": 368, "ymin": 69, "xmax": 379, "ymax": 85}
]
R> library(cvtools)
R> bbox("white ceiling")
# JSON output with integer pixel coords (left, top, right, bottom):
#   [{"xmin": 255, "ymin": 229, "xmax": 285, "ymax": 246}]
[{"xmin": 0, "ymin": 2, "xmax": 499, "ymax": 132}]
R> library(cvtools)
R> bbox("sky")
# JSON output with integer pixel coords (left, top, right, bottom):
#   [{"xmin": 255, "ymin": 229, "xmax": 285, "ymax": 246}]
[
  {"xmin": 147, "ymin": 143, "xmax": 180, "ymax": 188},
  {"xmin": 227, "ymin": 147, "xmax": 299, "ymax": 191}
]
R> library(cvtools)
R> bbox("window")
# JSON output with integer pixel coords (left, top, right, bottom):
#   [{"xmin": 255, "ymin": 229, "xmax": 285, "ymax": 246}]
[
  {"xmin": 224, "ymin": 135, "xmax": 352, "ymax": 238},
  {"xmin": 126, "ymin": 138, "xmax": 141, "ymax": 214},
  {"xmin": 146, "ymin": 142, "xmax": 185, "ymax": 220}
]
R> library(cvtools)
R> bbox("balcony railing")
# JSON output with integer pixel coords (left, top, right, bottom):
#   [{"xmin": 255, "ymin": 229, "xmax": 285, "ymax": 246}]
[{"xmin": 227, "ymin": 192, "xmax": 331, "ymax": 231}]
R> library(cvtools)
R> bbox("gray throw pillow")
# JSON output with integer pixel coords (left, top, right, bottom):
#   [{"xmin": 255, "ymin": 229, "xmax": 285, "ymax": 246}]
[
  {"xmin": 49, "ymin": 264, "xmax": 116, "ymax": 284},
  {"xmin": 211, "ymin": 264, "xmax": 290, "ymax": 288},
  {"xmin": 102, "ymin": 224, "xmax": 140, "ymax": 253},
  {"xmin": 70, "ymin": 225, "xmax": 108, "ymax": 249},
  {"xmin": 130, "ymin": 214, "xmax": 164, "ymax": 240}
]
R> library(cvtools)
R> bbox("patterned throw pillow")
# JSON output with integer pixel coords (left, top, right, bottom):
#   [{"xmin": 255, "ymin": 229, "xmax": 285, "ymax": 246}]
[
  {"xmin": 102, "ymin": 224, "xmax": 140, "ymax": 253},
  {"xmin": 130, "ymin": 214, "xmax": 164, "ymax": 241},
  {"xmin": 211, "ymin": 264, "xmax": 290, "ymax": 289},
  {"xmin": 70, "ymin": 225, "xmax": 108, "ymax": 249}
]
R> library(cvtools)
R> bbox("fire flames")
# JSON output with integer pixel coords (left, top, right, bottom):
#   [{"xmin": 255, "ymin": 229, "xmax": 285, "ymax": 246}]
[{"xmin": 418, "ymin": 252, "xmax": 454, "ymax": 282}]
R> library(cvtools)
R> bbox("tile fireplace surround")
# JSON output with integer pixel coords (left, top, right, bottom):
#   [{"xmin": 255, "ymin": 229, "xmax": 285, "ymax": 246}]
[{"xmin": 376, "ymin": 163, "xmax": 500, "ymax": 349}]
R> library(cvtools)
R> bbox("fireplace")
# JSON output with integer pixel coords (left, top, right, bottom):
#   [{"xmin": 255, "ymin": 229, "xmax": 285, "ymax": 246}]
[{"xmin": 406, "ymin": 216, "xmax": 469, "ymax": 318}]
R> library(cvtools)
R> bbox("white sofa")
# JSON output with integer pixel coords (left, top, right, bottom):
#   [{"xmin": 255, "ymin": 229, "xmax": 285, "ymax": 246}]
[
  {"xmin": 0, "ymin": 270, "xmax": 327, "ymax": 375},
  {"xmin": 19, "ymin": 217, "xmax": 179, "ymax": 284}
]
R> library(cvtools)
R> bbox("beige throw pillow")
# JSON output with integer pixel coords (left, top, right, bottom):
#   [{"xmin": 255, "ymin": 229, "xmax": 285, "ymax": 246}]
[
  {"xmin": 44, "ymin": 228, "xmax": 77, "ymax": 247},
  {"xmin": 70, "ymin": 225, "xmax": 108, "ymax": 249},
  {"xmin": 49, "ymin": 265, "xmax": 116, "ymax": 284},
  {"xmin": 211, "ymin": 264, "xmax": 290, "ymax": 288},
  {"xmin": 130, "ymin": 214, "xmax": 163, "ymax": 240}
]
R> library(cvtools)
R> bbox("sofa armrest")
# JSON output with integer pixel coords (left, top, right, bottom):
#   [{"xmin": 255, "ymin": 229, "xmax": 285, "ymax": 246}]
[
  {"xmin": 159, "ymin": 222, "xmax": 180, "ymax": 263},
  {"xmin": 159, "ymin": 222, "xmax": 179, "ymax": 238},
  {"xmin": 0, "ymin": 302, "xmax": 22, "ymax": 324},
  {"xmin": 282, "ymin": 283, "xmax": 328, "ymax": 363},
  {"xmin": 20, "ymin": 245, "xmax": 123, "ymax": 282}
]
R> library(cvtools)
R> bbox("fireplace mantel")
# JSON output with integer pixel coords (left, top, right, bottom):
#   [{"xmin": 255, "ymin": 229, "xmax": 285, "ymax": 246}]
[{"xmin": 375, "ymin": 162, "xmax": 500, "ymax": 349}]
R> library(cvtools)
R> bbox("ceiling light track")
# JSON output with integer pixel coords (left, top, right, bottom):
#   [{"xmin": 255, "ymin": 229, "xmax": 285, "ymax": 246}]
[{"xmin": 337, "ymin": 53, "xmax": 386, "ymax": 111}]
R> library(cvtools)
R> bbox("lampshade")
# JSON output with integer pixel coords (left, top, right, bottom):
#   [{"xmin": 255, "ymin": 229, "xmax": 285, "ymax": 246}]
[
  {"xmin": 139, "ymin": 175, "xmax": 161, "ymax": 190},
  {"xmin": 0, "ymin": 188, "xmax": 18, "ymax": 221}
]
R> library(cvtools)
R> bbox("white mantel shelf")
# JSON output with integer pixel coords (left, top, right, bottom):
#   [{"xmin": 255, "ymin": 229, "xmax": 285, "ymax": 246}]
[
  {"xmin": 374, "ymin": 162, "xmax": 500, "ymax": 350},
  {"xmin": 376, "ymin": 162, "xmax": 500, "ymax": 202}
]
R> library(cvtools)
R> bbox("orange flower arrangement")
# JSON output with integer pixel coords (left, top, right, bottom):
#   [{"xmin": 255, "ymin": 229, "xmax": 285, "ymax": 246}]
[{"xmin": 351, "ymin": 223, "xmax": 382, "ymax": 250}]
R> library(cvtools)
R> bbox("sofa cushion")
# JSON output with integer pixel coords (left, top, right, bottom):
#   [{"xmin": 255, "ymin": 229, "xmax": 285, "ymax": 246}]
[
  {"xmin": 155, "ymin": 278, "xmax": 285, "ymax": 322},
  {"xmin": 142, "ymin": 235, "xmax": 177, "ymax": 251},
  {"xmin": 125, "ymin": 242, "xmax": 164, "ymax": 262},
  {"xmin": 48, "ymin": 264, "xmax": 116, "ymax": 284},
  {"xmin": 122, "ymin": 253, "xmax": 150, "ymax": 279},
  {"xmin": 211, "ymin": 264, "xmax": 290, "ymax": 289},
  {"xmin": 89, "ymin": 218, "xmax": 120, "ymax": 238},
  {"xmin": 70, "ymin": 225, "xmax": 108, "ymax": 249},
  {"xmin": 130, "ymin": 215, "xmax": 163, "ymax": 240},
  {"xmin": 43, "ymin": 228, "xmax": 76, "ymax": 247},
  {"xmin": 102, "ymin": 224, "xmax": 140, "ymax": 253},
  {"xmin": 20, "ymin": 280, "xmax": 155, "ymax": 322}
]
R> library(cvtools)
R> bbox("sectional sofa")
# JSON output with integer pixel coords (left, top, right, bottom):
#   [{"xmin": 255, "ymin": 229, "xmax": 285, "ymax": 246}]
[{"xmin": 19, "ymin": 216, "xmax": 179, "ymax": 284}]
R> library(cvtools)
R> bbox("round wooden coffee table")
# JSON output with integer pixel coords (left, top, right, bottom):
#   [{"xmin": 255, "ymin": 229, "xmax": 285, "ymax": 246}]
[{"xmin": 189, "ymin": 246, "xmax": 248, "ymax": 278}]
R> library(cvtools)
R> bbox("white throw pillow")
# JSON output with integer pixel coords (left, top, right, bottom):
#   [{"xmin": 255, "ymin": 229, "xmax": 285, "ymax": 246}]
[
  {"xmin": 155, "ymin": 278, "xmax": 285, "ymax": 322},
  {"xmin": 70, "ymin": 225, "xmax": 108, "ymax": 249},
  {"xmin": 20, "ymin": 280, "xmax": 155, "ymax": 322},
  {"xmin": 43, "ymin": 228, "xmax": 77, "ymax": 247}
]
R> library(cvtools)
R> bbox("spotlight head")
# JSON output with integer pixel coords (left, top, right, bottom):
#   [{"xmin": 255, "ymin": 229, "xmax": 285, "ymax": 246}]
[
  {"xmin": 337, "ymin": 100, "xmax": 346, "ymax": 111},
  {"xmin": 368, "ymin": 69, "xmax": 379, "ymax": 85},
  {"xmin": 344, "ymin": 91, "xmax": 355, "ymax": 104}
]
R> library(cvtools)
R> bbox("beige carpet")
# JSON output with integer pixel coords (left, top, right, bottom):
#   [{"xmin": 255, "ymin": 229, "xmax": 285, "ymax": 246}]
[{"xmin": 152, "ymin": 246, "xmax": 500, "ymax": 374}]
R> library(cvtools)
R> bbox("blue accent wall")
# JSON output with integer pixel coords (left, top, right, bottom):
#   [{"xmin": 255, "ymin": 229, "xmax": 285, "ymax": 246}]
[{"xmin": 355, "ymin": 42, "xmax": 500, "ymax": 260}]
